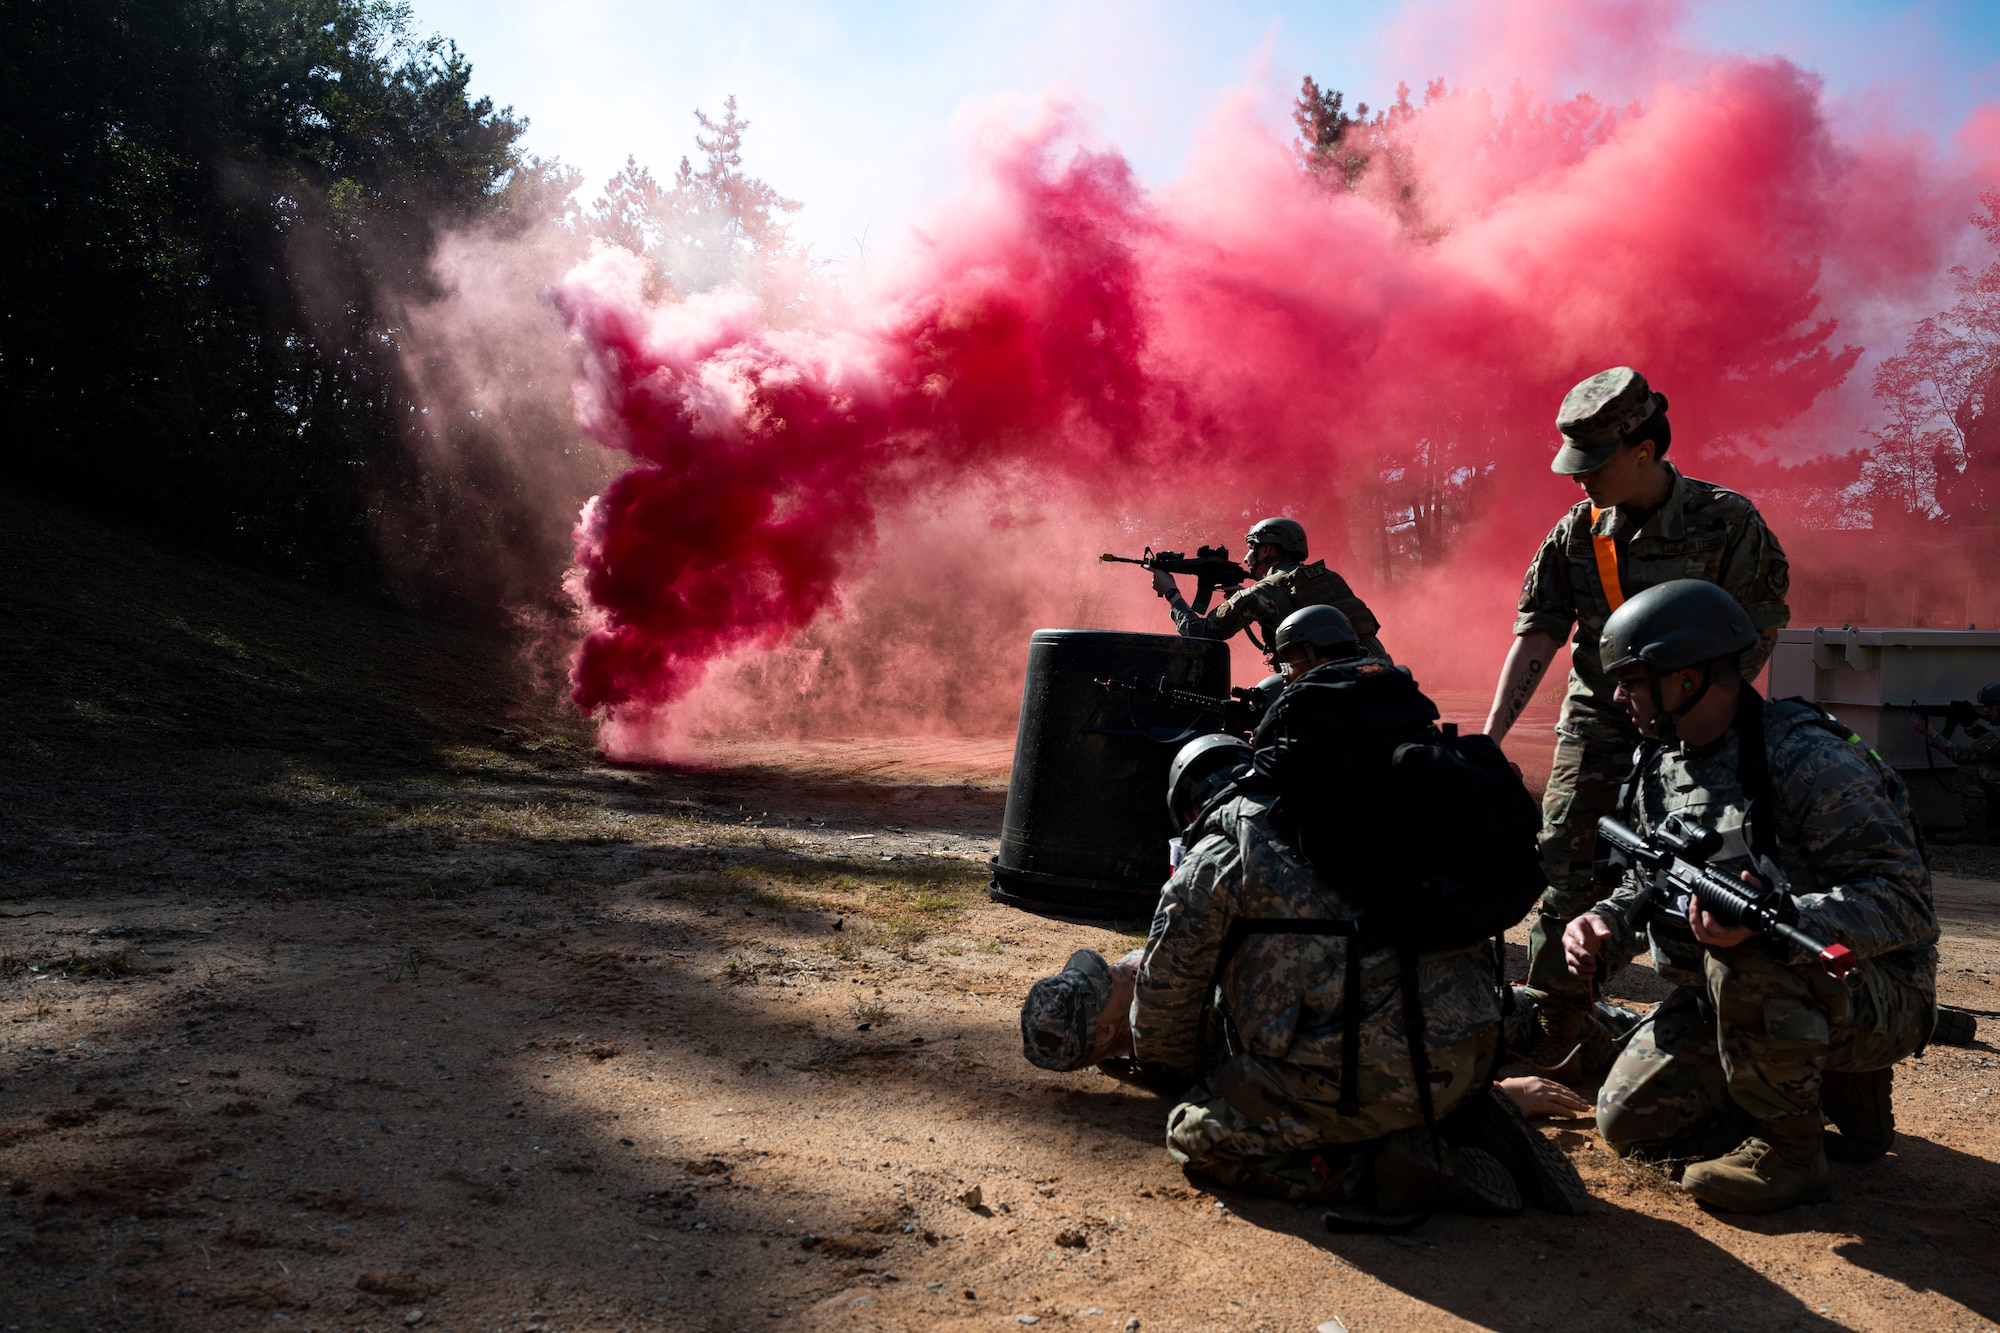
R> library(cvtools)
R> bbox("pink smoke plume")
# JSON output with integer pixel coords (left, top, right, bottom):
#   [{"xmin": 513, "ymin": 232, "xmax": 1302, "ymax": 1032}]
[{"xmin": 550, "ymin": 1, "xmax": 1991, "ymax": 751}]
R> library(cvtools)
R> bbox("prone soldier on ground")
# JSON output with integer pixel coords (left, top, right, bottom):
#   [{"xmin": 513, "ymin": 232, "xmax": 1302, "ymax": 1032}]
[
  {"xmin": 1562, "ymin": 581, "xmax": 1938, "ymax": 1214},
  {"xmin": 1913, "ymin": 682, "xmax": 2000, "ymax": 843},
  {"xmin": 1482, "ymin": 367, "xmax": 1791, "ymax": 1075},
  {"xmin": 1148, "ymin": 517, "xmax": 1388, "ymax": 660}
]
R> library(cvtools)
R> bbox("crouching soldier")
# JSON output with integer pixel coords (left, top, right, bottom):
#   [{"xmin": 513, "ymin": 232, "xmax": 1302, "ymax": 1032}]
[
  {"xmin": 1025, "ymin": 608, "xmax": 1587, "ymax": 1219},
  {"xmin": 1564, "ymin": 581, "xmax": 1939, "ymax": 1213}
]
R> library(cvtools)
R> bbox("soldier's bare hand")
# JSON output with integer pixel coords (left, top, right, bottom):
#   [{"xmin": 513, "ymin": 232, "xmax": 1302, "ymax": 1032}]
[
  {"xmin": 1686, "ymin": 889, "xmax": 1756, "ymax": 949},
  {"xmin": 1563, "ymin": 914, "xmax": 1612, "ymax": 977},
  {"xmin": 1150, "ymin": 568, "xmax": 1178, "ymax": 597},
  {"xmin": 1498, "ymin": 1075, "xmax": 1593, "ymax": 1118},
  {"xmin": 1912, "ymin": 715, "xmax": 1933, "ymax": 738}
]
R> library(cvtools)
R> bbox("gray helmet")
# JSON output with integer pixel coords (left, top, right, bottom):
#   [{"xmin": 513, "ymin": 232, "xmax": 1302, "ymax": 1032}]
[
  {"xmin": 1020, "ymin": 949, "xmax": 1113, "ymax": 1071},
  {"xmin": 1274, "ymin": 604, "xmax": 1359, "ymax": 656},
  {"xmin": 1979, "ymin": 682, "xmax": 2000, "ymax": 708},
  {"xmin": 1600, "ymin": 580, "xmax": 1757, "ymax": 675},
  {"xmin": 1245, "ymin": 516, "xmax": 1308, "ymax": 561},
  {"xmin": 1167, "ymin": 733, "xmax": 1253, "ymax": 826}
]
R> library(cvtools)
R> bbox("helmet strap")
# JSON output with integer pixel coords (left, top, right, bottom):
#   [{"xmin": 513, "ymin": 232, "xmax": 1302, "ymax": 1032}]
[{"xmin": 1647, "ymin": 666, "xmax": 1711, "ymax": 745}]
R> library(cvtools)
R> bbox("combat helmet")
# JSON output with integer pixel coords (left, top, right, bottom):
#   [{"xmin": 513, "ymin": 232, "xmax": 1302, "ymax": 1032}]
[
  {"xmin": 1600, "ymin": 580, "xmax": 1756, "ymax": 738},
  {"xmin": 1245, "ymin": 516, "xmax": 1308, "ymax": 561},
  {"xmin": 1979, "ymin": 682, "xmax": 2000, "ymax": 708},
  {"xmin": 1166, "ymin": 733, "xmax": 1253, "ymax": 829},
  {"xmin": 1553, "ymin": 367, "xmax": 1669, "ymax": 476},
  {"xmin": 1273, "ymin": 604, "xmax": 1362, "ymax": 672}
]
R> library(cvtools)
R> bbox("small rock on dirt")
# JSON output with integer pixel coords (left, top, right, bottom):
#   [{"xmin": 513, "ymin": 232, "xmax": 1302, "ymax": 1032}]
[{"xmin": 958, "ymin": 1184, "xmax": 982, "ymax": 1209}]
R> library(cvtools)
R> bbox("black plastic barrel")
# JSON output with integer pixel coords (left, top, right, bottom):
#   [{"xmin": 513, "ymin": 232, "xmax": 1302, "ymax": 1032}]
[{"xmin": 989, "ymin": 629, "xmax": 1232, "ymax": 919}]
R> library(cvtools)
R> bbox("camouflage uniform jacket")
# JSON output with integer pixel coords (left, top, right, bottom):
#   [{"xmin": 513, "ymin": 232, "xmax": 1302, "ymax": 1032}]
[
  {"xmin": 1170, "ymin": 561, "xmax": 1386, "ymax": 658},
  {"xmin": 1514, "ymin": 465, "xmax": 1790, "ymax": 724},
  {"xmin": 1588, "ymin": 699, "xmax": 1938, "ymax": 998},
  {"xmin": 1131, "ymin": 791, "xmax": 1497, "ymax": 1080},
  {"xmin": 1929, "ymin": 719, "xmax": 2000, "ymax": 783}
]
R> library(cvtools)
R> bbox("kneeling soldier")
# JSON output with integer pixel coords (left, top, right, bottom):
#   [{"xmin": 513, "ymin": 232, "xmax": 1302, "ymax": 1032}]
[
  {"xmin": 1026, "ymin": 611, "xmax": 1587, "ymax": 1218},
  {"xmin": 1565, "ymin": 581, "xmax": 1938, "ymax": 1212}
]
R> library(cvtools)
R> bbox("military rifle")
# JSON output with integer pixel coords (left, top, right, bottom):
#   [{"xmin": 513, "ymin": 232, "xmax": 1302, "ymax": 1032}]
[
  {"xmin": 1905, "ymin": 699, "xmax": 1983, "ymax": 731},
  {"xmin": 1094, "ymin": 676, "xmax": 1276, "ymax": 737},
  {"xmin": 1100, "ymin": 545, "xmax": 1252, "ymax": 613},
  {"xmin": 1595, "ymin": 813, "xmax": 1856, "ymax": 979}
]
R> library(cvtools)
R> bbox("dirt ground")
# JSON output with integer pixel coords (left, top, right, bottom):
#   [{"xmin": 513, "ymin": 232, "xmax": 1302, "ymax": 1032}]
[{"xmin": 5, "ymin": 487, "xmax": 2000, "ymax": 1333}]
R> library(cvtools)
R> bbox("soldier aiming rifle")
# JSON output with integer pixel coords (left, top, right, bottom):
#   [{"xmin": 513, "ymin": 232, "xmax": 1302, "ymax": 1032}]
[{"xmin": 1106, "ymin": 518, "xmax": 1387, "ymax": 659}]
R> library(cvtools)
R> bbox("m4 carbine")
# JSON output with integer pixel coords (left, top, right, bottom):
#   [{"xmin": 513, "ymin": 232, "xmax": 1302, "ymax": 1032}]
[
  {"xmin": 1101, "ymin": 545, "xmax": 1253, "ymax": 613},
  {"xmin": 1595, "ymin": 813, "xmax": 1856, "ymax": 979},
  {"xmin": 1906, "ymin": 699, "xmax": 1982, "ymax": 730},
  {"xmin": 1094, "ymin": 676, "xmax": 1272, "ymax": 738}
]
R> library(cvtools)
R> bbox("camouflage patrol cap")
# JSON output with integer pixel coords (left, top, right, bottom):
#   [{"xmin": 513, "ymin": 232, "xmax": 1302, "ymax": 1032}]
[
  {"xmin": 1246, "ymin": 517, "xmax": 1308, "ymax": 560},
  {"xmin": 1552, "ymin": 367, "xmax": 1667, "ymax": 476},
  {"xmin": 1979, "ymin": 682, "xmax": 2000, "ymax": 707},
  {"xmin": 1021, "ymin": 949, "xmax": 1114, "ymax": 1071}
]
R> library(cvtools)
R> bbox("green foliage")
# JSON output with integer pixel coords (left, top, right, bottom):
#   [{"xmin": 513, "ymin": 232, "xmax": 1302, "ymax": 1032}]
[
  {"xmin": 585, "ymin": 95, "xmax": 807, "ymax": 305},
  {"xmin": 1862, "ymin": 189, "xmax": 2000, "ymax": 525},
  {"xmin": 0, "ymin": 0, "xmax": 524, "ymax": 587},
  {"xmin": 1292, "ymin": 76, "xmax": 1371, "ymax": 189}
]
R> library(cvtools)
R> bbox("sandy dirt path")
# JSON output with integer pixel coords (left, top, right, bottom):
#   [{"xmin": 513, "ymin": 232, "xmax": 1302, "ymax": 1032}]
[{"xmin": 4, "ymin": 734, "xmax": 1999, "ymax": 1333}]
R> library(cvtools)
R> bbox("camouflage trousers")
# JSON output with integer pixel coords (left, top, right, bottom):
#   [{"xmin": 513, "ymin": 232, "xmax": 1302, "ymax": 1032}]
[
  {"xmin": 1166, "ymin": 1026, "xmax": 1498, "ymax": 1195},
  {"xmin": 1525, "ymin": 709, "xmax": 1641, "ymax": 1007},
  {"xmin": 1597, "ymin": 944, "xmax": 1935, "ymax": 1156}
]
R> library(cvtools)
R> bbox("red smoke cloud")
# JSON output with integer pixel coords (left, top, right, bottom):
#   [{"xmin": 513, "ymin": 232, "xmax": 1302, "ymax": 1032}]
[{"xmin": 550, "ymin": 1, "xmax": 1990, "ymax": 752}]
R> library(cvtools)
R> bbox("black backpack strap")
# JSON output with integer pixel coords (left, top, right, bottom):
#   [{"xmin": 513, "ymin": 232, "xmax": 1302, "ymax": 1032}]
[
  {"xmin": 1323, "ymin": 948, "xmax": 1440, "ymax": 1236},
  {"xmin": 1733, "ymin": 685, "xmax": 1779, "ymax": 861}
]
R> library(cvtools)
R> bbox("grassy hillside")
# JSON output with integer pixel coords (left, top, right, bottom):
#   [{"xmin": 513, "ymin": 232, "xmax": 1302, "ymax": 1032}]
[{"xmin": 0, "ymin": 483, "xmax": 590, "ymax": 899}]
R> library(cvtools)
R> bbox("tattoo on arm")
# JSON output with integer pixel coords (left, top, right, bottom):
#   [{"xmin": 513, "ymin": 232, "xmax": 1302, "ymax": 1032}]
[{"xmin": 1500, "ymin": 657, "xmax": 1545, "ymax": 732}]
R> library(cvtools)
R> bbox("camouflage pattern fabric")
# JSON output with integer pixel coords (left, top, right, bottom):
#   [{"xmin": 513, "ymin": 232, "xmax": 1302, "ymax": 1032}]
[
  {"xmin": 1512, "ymin": 464, "xmax": 1791, "ymax": 703},
  {"xmin": 1130, "ymin": 791, "xmax": 1501, "ymax": 1170},
  {"xmin": 1588, "ymin": 695, "xmax": 1938, "ymax": 1152},
  {"xmin": 1167, "ymin": 1028, "xmax": 1498, "ymax": 1187},
  {"xmin": 1514, "ymin": 463, "xmax": 1789, "ymax": 1002},
  {"xmin": 1132, "ymin": 791, "xmax": 1500, "ymax": 1076},
  {"xmin": 1526, "ymin": 707, "xmax": 1639, "ymax": 1005},
  {"xmin": 1599, "ymin": 942, "xmax": 1936, "ymax": 1152},
  {"xmin": 1926, "ymin": 720, "xmax": 2000, "ymax": 841},
  {"xmin": 1169, "ymin": 560, "xmax": 1387, "ymax": 658}
]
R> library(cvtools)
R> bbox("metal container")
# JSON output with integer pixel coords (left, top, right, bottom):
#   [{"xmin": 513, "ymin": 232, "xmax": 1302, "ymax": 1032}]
[
  {"xmin": 990, "ymin": 629, "xmax": 1232, "ymax": 919},
  {"xmin": 1767, "ymin": 627, "xmax": 2000, "ymax": 829}
]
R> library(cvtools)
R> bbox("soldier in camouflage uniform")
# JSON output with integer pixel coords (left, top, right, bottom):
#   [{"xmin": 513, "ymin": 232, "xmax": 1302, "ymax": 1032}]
[
  {"xmin": 1564, "ymin": 582, "xmax": 1937, "ymax": 1213},
  {"xmin": 1130, "ymin": 681, "xmax": 1588, "ymax": 1215},
  {"xmin": 1153, "ymin": 517, "xmax": 1388, "ymax": 659},
  {"xmin": 1483, "ymin": 368, "xmax": 1790, "ymax": 1072},
  {"xmin": 1914, "ymin": 682, "xmax": 2000, "ymax": 842}
]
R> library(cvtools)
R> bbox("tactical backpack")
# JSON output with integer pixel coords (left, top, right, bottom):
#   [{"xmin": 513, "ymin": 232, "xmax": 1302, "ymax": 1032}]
[{"xmin": 1246, "ymin": 658, "xmax": 1546, "ymax": 949}]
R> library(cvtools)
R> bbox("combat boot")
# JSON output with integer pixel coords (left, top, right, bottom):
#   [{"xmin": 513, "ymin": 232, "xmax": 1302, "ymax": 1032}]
[
  {"xmin": 1208, "ymin": 1148, "xmax": 1367, "ymax": 1204},
  {"xmin": 1441, "ymin": 1084, "xmax": 1591, "ymax": 1214},
  {"xmin": 1680, "ymin": 1117, "xmax": 1829, "ymax": 1213},
  {"xmin": 1369, "ymin": 1126, "xmax": 1522, "ymax": 1216},
  {"xmin": 1513, "ymin": 1000, "xmax": 1590, "ymax": 1078},
  {"xmin": 1822, "ymin": 1068, "xmax": 1895, "ymax": 1163}
]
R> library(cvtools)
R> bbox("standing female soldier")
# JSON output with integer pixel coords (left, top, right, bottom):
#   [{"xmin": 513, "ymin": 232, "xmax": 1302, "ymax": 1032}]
[{"xmin": 1481, "ymin": 368, "xmax": 1791, "ymax": 1071}]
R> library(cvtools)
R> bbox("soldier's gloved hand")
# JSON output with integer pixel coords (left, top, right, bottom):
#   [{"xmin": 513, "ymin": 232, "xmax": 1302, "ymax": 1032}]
[
  {"xmin": 1686, "ymin": 881, "xmax": 1757, "ymax": 949},
  {"xmin": 1150, "ymin": 568, "xmax": 1178, "ymax": 598},
  {"xmin": 1563, "ymin": 913, "xmax": 1613, "ymax": 977}
]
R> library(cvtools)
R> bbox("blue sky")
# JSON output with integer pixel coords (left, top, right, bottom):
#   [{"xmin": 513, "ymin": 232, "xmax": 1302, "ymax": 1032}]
[{"xmin": 407, "ymin": 0, "xmax": 2000, "ymax": 263}]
